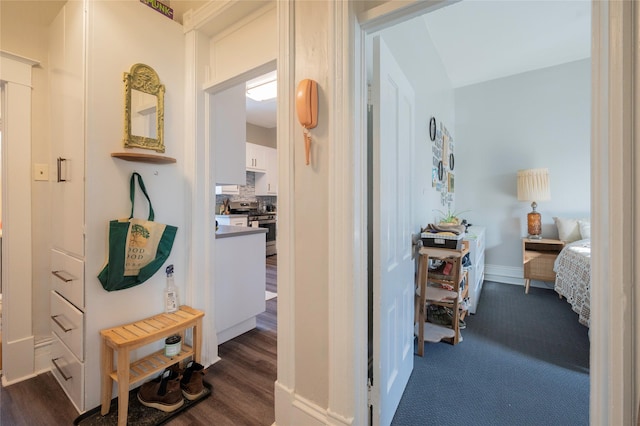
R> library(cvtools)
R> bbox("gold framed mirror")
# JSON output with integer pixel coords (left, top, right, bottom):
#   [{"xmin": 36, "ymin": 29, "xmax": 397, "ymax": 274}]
[{"xmin": 123, "ymin": 63, "xmax": 165, "ymax": 152}]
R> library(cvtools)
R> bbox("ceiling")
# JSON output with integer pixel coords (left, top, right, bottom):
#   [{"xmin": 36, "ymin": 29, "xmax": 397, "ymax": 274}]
[
  {"xmin": 2, "ymin": 1, "xmax": 590, "ymax": 130},
  {"xmin": 421, "ymin": 0, "xmax": 591, "ymax": 88},
  {"xmin": 248, "ymin": 0, "xmax": 591, "ymax": 129},
  {"xmin": 246, "ymin": 96, "xmax": 277, "ymax": 128}
]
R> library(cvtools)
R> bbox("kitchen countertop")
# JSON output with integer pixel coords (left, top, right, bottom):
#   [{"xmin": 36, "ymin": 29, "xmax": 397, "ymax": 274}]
[
  {"xmin": 216, "ymin": 214, "xmax": 249, "ymax": 218},
  {"xmin": 215, "ymin": 224, "xmax": 268, "ymax": 239}
]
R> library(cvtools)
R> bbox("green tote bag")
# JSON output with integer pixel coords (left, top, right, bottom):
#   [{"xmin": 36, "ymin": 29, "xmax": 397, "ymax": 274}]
[{"xmin": 98, "ymin": 172, "xmax": 178, "ymax": 292}]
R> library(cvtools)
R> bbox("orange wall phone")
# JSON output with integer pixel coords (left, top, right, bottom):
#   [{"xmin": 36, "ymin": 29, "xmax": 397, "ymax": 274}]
[{"xmin": 296, "ymin": 79, "xmax": 318, "ymax": 165}]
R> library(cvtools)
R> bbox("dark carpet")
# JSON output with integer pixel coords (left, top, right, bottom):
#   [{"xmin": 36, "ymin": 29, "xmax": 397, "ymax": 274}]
[{"xmin": 392, "ymin": 281, "xmax": 590, "ymax": 426}]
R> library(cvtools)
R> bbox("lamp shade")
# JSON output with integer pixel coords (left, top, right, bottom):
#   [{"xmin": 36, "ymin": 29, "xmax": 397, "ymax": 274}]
[{"xmin": 517, "ymin": 168, "xmax": 550, "ymax": 202}]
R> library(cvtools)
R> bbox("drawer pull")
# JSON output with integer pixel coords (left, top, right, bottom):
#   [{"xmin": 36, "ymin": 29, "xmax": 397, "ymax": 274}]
[
  {"xmin": 52, "ymin": 270, "xmax": 76, "ymax": 282},
  {"xmin": 52, "ymin": 357, "xmax": 73, "ymax": 381},
  {"xmin": 51, "ymin": 315, "xmax": 74, "ymax": 333},
  {"xmin": 57, "ymin": 157, "xmax": 67, "ymax": 182}
]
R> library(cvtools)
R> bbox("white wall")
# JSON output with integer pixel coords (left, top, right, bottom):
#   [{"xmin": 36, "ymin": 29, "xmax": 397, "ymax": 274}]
[
  {"xmin": 378, "ymin": 15, "xmax": 455, "ymax": 229},
  {"xmin": 246, "ymin": 122, "xmax": 276, "ymax": 148},
  {"xmin": 82, "ymin": 0, "xmax": 186, "ymax": 409},
  {"xmin": 0, "ymin": 1, "xmax": 57, "ymax": 343},
  {"xmin": 455, "ymin": 59, "xmax": 591, "ymax": 276}
]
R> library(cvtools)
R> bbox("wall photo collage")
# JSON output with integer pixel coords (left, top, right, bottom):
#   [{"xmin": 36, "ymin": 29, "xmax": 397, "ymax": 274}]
[{"xmin": 429, "ymin": 116, "xmax": 455, "ymax": 207}]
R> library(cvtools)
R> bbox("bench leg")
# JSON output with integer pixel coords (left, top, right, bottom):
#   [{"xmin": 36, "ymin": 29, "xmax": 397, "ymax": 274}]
[
  {"xmin": 117, "ymin": 348, "xmax": 130, "ymax": 426},
  {"xmin": 193, "ymin": 318, "xmax": 203, "ymax": 363},
  {"xmin": 100, "ymin": 341, "xmax": 114, "ymax": 415}
]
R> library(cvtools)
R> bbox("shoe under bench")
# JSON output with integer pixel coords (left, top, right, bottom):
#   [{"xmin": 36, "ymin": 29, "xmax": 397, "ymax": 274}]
[{"xmin": 99, "ymin": 305, "xmax": 205, "ymax": 426}]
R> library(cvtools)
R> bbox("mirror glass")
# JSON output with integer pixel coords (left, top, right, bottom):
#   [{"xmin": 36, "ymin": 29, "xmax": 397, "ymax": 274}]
[
  {"xmin": 123, "ymin": 63, "xmax": 165, "ymax": 152},
  {"xmin": 131, "ymin": 89, "xmax": 157, "ymax": 139}
]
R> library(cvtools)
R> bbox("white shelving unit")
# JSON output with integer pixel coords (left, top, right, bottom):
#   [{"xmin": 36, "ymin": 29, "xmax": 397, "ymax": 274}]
[{"xmin": 464, "ymin": 226, "xmax": 486, "ymax": 314}]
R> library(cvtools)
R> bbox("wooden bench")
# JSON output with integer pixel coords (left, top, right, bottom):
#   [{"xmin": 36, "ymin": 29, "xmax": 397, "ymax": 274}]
[{"xmin": 100, "ymin": 305, "xmax": 204, "ymax": 426}]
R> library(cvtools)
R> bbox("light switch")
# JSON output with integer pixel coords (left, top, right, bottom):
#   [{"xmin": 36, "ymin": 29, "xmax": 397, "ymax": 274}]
[{"xmin": 34, "ymin": 163, "xmax": 49, "ymax": 181}]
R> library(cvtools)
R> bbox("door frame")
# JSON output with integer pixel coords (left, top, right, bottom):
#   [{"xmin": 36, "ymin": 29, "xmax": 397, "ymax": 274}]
[
  {"xmin": 0, "ymin": 51, "xmax": 39, "ymax": 385},
  {"xmin": 335, "ymin": 0, "xmax": 634, "ymax": 424}
]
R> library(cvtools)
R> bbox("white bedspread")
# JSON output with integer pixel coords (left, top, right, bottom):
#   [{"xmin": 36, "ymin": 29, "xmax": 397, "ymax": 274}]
[{"xmin": 554, "ymin": 239, "xmax": 591, "ymax": 327}]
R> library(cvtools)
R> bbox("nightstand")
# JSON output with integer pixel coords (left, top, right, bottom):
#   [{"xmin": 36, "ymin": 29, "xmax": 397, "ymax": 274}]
[{"xmin": 522, "ymin": 238, "xmax": 565, "ymax": 294}]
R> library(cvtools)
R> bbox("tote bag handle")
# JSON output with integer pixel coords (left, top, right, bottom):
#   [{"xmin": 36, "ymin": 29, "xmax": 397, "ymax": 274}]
[{"xmin": 130, "ymin": 172, "xmax": 155, "ymax": 221}]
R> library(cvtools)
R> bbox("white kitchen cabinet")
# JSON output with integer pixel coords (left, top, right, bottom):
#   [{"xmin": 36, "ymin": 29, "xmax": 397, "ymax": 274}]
[
  {"xmin": 246, "ymin": 142, "xmax": 267, "ymax": 172},
  {"xmin": 463, "ymin": 226, "xmax": 486, "ymax": 314},
  {"xmin": 216, "ymin": 215, "xmax": 248, "ymax": 227},
  {"xmin": 215, "ymin": 185, "xmax": 240, "ymax": 195},
  {"xmin": 255, "ymin": 146, "xmax": 277, "ymax": 196},
  {"xmin": 213, "ymin": 84, "xmax": 246, "ymax": 186},
  {"xmin": 215, "ymin": 231, "xmax": 266, "ymax": 344}
]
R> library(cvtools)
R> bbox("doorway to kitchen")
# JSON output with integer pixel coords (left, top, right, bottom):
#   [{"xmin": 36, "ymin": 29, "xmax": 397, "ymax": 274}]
[
  {"xmin": 245, "ymin": 67, "xmax": 278, "ymax": 335},
  {"xmin": 213, "ymin": 66, "xmax": 278, "ymax": 312}
]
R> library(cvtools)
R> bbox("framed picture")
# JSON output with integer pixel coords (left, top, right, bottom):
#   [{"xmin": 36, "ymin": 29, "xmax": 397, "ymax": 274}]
[{"xmin": 429, "ymin": 117, "xmax": 436, "ymax": 141}]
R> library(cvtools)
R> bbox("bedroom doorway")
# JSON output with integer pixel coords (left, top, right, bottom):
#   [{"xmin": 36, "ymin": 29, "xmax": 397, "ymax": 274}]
[{"xmin": 360, "ymin": 0, "xmax": 608, "ymax": 422}]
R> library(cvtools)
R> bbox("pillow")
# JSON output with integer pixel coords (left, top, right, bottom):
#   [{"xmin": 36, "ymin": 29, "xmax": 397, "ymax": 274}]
[
  {"xmin": 553, "ymin": 217, "xmax": 582, "ymax": 243},
  {"xmin": 578, "ymin": 220, "xmax": 591, "ymax": 239}
]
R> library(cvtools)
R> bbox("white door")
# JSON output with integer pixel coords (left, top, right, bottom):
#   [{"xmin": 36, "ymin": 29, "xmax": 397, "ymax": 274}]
[{"xmin": 372, "ymin": 35, "xmax": 415, "ymax": 426}]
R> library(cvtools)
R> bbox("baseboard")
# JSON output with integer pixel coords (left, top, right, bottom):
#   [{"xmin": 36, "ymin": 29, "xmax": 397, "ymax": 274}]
[
  {"xmin": 3, "ymin": 335, "xmax": 35, "ymax": 384},
  {"xmin": 484, "ymin": 264, "xmax": 556, "ymax": 290},
  {"xmin": 1, "ymin": 370, "xmax": 38, "ymax": 386},
  {"xmin": 34, "ymin": 336, "xmax": 52, "ymax": 374},
  {"xmin": 275, "ymin": 380, "xmax": 350, "ymax": 426},
  {"xmin": 216, "ymin": 317, "xmax": 257, "ymax": 345},
  {"xmin": 484, "ymin": 264, "xmax": 523, "ymax": 285}
]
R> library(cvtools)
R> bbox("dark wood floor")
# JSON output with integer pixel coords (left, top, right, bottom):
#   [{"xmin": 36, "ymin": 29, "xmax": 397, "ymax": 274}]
[{"xmin": 0, "ymin": 256, "xmax": 278, "ymax": 426}]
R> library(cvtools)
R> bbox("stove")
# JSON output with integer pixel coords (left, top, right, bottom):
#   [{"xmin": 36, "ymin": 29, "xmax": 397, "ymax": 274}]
[
  {"xmin": 228, "ymin": 201, "xmax": 277, "ymax": 256},
  {"xmin": 228, "ymin": 201, "xmax": 258, "ymax": 214}
]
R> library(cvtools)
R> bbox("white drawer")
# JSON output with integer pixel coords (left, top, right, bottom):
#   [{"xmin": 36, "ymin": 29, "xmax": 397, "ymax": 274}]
[
  {"xmin": 51, "ymin": 249, "xmax": 84, "ymax": 310},
  {"xmin": 51, "ymin": 333, "xmax": 85, "ymax": 412},
  {"xmin": 476, "ymin": 235, "xmax": 485, "ymax": 261},
  {"xmin": 50, "ymin": 290, "xmax": 84, "ymax": 361}
]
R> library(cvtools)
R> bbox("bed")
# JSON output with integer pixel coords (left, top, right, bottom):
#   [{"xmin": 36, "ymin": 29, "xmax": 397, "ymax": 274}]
[{"xmin": 553, "ymin": 238, "xmax": 591, "ymax": 327}]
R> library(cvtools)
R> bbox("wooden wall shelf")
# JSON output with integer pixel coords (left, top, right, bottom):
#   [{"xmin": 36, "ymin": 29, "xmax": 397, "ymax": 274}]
[{"xmin": 111, "ymin": 152, "xmax": 176, "ymax": 164}]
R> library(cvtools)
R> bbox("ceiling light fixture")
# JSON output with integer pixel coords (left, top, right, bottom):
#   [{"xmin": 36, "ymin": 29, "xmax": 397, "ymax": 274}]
[{"xmin": 246, "ymin": 71, "xmax": 277, "ymax": 101}]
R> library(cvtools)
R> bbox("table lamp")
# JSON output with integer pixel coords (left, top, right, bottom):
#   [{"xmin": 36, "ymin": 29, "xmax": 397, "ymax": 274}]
[{"xmin": 517, "ymin": 168, "xmax": 550, "ymax": 239}]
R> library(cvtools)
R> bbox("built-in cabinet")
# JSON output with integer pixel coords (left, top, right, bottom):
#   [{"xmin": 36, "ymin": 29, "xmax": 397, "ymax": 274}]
[
  {"xmin": 255, "ymin": 145, "xmax": 278, "ymax": 196},
  {"xmin": 48, "ymin": 1, "xmax": 86, "ymax": 411}
]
